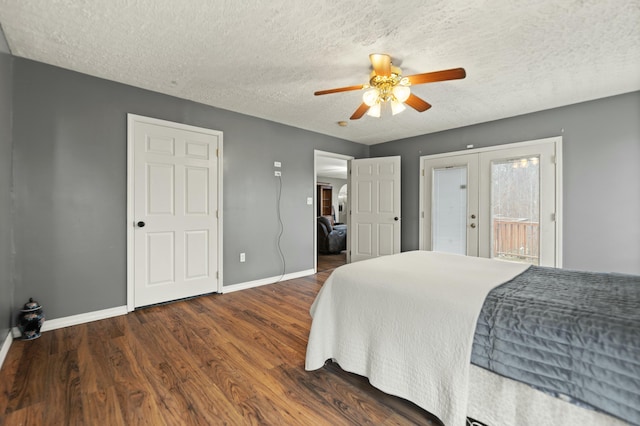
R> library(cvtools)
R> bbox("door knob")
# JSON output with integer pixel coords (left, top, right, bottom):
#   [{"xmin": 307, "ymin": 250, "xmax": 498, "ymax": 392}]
[
  {"xmin": 137, "ymin": 221, "xmax": 146, "ymax": 228},
  {"xmin": 470, "ymin": 223, "xmax": 476, "ymax": 228},
  {"xmin": 394, "ymin": 217, "xmax": 399, "ymax": 221},
  {"xmin": 470, "ymin": 214, "xmax": 476, "ymax": 219}
]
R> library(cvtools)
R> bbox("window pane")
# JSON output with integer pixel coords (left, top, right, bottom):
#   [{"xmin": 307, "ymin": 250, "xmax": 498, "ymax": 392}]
[
  {"xmin": 433, "ymin": 167, "xmax": 467, "ymax": 255},
  {"xmin": 491, "ymin": 156, "xmax": 540, "ymax": 265}
]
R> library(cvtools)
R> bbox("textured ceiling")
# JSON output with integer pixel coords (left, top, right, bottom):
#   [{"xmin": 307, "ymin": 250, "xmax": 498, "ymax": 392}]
[{"xmin": 0, "ymin": 0, "xmax": 639, "ymax": 145}]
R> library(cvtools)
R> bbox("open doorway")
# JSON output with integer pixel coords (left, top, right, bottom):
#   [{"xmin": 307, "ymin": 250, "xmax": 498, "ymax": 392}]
[{"xmin": 314, "ymin": 150, "xmax": 353, "ymax": 272}]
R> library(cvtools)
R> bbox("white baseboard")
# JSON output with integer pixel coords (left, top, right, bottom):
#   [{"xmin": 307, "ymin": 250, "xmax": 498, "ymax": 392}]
[
  {"xmin": 0, "ymin": 331, "xmax": 13, "ymax": 371},
  {"xmin": 11, "ymin": 305, "xmax": 128, "ymax": 339},
  {"xmin": 222, "ymin": 269, "xmax": 315, "ymax": 293}
]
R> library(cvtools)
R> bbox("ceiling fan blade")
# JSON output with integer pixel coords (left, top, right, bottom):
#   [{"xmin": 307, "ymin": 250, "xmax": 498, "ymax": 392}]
[
  {"xmin": 350, "ymin": 103, "xmax": 370, "ymax": 120},
  {"xmin": 370, "ymin": 53, "xmax": 392, "ymax": 77},
  {"xmin": 314, "ymin": 84, "xmax": 365, "ymax": 96},
  {"xmin": 405, "ymin": 94, "xmax": 432, "ymax": 112},
  {"xmin": 406, "ymin": 68, "xmax": 466, "ymax": 85}
]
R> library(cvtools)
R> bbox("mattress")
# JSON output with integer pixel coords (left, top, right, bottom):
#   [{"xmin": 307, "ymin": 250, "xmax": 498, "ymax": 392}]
[
  {"xmin": 472, "ymin": 266, "xmax": 640, "ymax": 425},
  {"xmin": 467, "ymin": 364, "xmax": 630, "ymax": 426}
]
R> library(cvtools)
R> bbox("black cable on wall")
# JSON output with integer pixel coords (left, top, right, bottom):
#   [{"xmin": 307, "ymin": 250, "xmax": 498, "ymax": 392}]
[{"xmin": 274, "ymin": 174, "xmax": 286, "ymax": 283}]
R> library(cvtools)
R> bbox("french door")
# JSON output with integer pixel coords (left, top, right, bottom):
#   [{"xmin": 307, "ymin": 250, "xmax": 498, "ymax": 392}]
[
  {"xmin": 420, "ymin": 137, "xmax": 561, "ymax": 267},
  {"xmin": 422, "ymin": 153, "xmax": 479, "ymax": 256}
]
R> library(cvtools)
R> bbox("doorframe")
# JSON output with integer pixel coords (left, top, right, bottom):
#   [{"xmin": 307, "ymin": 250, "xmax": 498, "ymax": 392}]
[
  {"xmin": 126, "ymin": 114, "xmax": 224, "ymax": 311},
  {"xmin": 419, "ymin": 136, "xmax": 563, "ymax": 267},
  {"xmin": 314, "ymin": 150, "xmax": 354, "ymax": 272}
]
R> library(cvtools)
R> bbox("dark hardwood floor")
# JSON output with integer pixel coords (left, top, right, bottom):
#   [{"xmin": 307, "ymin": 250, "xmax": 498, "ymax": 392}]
[
  {"xmin": 0, "ymin": 262, "xmax": 440, "ymax": 425},
  {"xmin": 317, "ymin": 251, "xmax": 347, "ymax": 272}
]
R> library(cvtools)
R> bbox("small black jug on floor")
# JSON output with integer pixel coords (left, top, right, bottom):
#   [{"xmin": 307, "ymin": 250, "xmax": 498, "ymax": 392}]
[{"xmin": 17, "ymin": 298, "xmax": 45, "ymax": 340}]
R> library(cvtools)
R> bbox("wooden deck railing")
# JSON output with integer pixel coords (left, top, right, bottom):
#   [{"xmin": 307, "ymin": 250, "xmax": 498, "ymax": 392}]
[{"xmin": 493, "ymin": 218, "xmax": 539, "ymax": 264}]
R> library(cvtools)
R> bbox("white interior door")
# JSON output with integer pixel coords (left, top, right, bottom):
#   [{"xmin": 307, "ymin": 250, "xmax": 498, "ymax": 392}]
[
  {"xmin": 350, "ymin": 156, "xmax": 401, "ymax": 262},
  {"xmin": 128, "ymin": 115, "xmax": 223, "ymax": 309}
]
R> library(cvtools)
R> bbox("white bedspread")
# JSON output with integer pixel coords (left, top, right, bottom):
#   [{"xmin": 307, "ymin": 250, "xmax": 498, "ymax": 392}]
[{"xmin": 305, "ymin": 251, "xmax": 529, "ymax": 426}]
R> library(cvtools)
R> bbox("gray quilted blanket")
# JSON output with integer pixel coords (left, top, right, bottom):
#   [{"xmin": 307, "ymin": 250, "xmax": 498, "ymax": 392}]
[{"xmin": 472, "ymin": 266, "xmax": 640, "ymax": 425}]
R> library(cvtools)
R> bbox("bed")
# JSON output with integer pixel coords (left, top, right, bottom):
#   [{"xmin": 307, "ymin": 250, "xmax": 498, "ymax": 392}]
[{"xmin": 305, "ymin": 251, "xmax": 639, "ymax": 426}]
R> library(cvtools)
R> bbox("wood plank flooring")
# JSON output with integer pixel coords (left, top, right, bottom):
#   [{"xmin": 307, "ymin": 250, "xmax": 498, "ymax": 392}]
[
  {"xmin": 0, "ymin": 263, "xmax": 441, "ymax": 425},
  {"xmin": 317, "ymin": 251, "xmax": 346, "ymax": 272}
]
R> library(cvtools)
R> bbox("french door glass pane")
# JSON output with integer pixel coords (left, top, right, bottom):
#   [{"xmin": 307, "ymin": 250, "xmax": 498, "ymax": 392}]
[
  {"xmin": 433, "ymin": 167, "xmax": 467, "ymax": 255},
  {"xmin": 491, "ymin": 156, "xmax": 540, "ymax": 265}
]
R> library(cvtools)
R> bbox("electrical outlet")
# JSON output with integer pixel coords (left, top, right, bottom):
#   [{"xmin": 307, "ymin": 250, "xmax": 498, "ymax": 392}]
[
  {"xmin": 240, "ymin": 252, "xmax": 246, "ymax": 262},
  {"xmin": 274, "ymin": 171, "xmax": 281, "ymax": 176},
  {"xmin": 274, "ymin": 161, "xmax": 281, "ymax": 168}
]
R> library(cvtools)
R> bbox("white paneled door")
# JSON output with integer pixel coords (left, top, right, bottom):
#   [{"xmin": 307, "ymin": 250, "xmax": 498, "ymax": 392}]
[
  {"xmin": 350, "ymin": 156, "xmax": 401, "ymax": 262},
  {"xmin": 128, "ymin": 115, "xmax": 222, "ymax": 309}
]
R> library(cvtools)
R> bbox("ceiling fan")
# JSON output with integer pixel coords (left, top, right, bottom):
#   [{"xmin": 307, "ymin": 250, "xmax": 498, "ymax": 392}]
[{"xmin": 314, "ymin": 53, "xmax": 466, "ymax": 120}]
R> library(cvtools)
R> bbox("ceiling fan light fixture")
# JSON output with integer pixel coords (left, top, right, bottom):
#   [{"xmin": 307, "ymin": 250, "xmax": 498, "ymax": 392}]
[
  {"xmin": 390, "ymin": 99, "xmax": 406, "ymax": 115},
  {"xmin": 314, "ymin": 53, "xmax": 465, "ymax": 120},
  {"xmin": 362, "ymin": 89, "xmax": 380, "ymax": 107},
  {"xmin": 392, "ymin": 85, "xmax": 411, "ymax": 103},
  {"xmin": 366, "ymin": 103, "xmax": 381, "ymax": 118}
]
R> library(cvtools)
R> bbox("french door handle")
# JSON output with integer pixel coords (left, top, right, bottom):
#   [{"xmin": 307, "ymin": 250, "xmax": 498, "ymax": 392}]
[
  {"xmin": 137, "ymin": 221, "xmax": 146, "ymax": 228},
  {"xmin": 470, "ymin": 223, "xmax": 476, "ymax": 228}
]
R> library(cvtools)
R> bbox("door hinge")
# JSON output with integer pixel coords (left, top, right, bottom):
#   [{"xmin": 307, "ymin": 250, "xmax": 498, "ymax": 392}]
[
  {"xmin": 216, "ymin": 148, "xmax": 219, "ymax": 157},
  {"xmin": 216, "ymin": 210, "xmax": 219, "ymax": 219},
  {"xmin": 551, "ymin": 155, "xmax": 556, "ymax": 164},
  {"xmin": 421, "ymin": 169, "xmax": 425, "ymax": 176},
  {"xmin": 216, "ymin": 271, "xmax": 219, "ymax": 279},
  {"xmin": 421, "ymin": 211, "xmax": 424, "ymax": 218},
  {"xmin": 551, "ymin": 212, "xmax": 556, "ymax": 221}
]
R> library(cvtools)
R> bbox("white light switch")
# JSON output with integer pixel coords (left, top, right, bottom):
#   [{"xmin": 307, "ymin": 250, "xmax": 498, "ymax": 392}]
[
  {"xmin": 307, "ymin": 197, "xmax": 313, "ymax": 205},
  {"xmin": 274, "ymin": 161, "xmax": 281, "ymax": 167},
  {"xmin": 240, "ymin": 252, "xmax": 246, "ymax": 262}
]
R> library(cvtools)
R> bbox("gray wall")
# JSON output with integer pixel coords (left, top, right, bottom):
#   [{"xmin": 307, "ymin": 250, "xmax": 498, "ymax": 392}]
[
  {"xmin": 0, "ymin": 32, "xmax": 13, "ymax": 341},
  {"xmin": 6, "ymin": 53, "xmax": 639, "ymax": 326},
  {"xmin": 371, "ymin": 92, "xmax": 640, "ymax": 275},
  {"xmin": 11, "ymin": 58, "xmax": 368, "ymax": 320}
]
